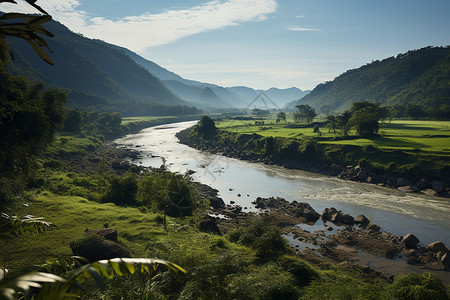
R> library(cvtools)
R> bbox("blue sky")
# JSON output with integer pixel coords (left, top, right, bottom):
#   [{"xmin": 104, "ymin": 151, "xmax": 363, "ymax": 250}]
[{"xmin": 2, "ymin": 0, "xmax": 450, "ymax": 90}]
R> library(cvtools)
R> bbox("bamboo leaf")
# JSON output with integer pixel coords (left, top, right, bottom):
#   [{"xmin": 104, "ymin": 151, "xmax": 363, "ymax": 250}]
[{"xmin": 26, "ymin": 40, "xmax": 53, "ymax": 64}]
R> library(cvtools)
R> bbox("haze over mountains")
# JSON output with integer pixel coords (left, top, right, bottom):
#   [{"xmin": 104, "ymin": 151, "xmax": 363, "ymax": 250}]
[
  {"xmin": 5, "ymin": 19, "xmax": 449, "ymax": 116},
  {"xmin": 5, "ymin": 19, "xmax": 309, "ymax": 114}
]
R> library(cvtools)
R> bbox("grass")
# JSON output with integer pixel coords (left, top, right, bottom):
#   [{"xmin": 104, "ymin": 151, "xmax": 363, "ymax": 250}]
[
  {"xmin": 217, "ymin": 116, "xmax": 450, "ymax": 154},
  {"xmin": 121, "ymin": 116, "xmax": 178, "ymax": 125},
  {"xmin": 0, "ymin": 191, "xmax": 168, "ymax": 275}
]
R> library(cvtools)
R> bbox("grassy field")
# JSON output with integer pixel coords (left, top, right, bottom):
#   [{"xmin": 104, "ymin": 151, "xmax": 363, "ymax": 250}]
[
  {"xmin": 217, "ymin": 116, "xmax": 450, "ymax": 154},
  {"xmin": 0, "ymin": 191, "xmax": 168, "ymax": 275}
]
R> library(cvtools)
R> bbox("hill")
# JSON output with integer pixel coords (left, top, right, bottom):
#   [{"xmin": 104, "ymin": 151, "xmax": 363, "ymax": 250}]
[
  {"xmin": 286, "ymin": 46, "xmax": 450, "ymax": 113},
  {"xmin": 4, "ymin": 19, "xmax": 193, "ymax": 116}
]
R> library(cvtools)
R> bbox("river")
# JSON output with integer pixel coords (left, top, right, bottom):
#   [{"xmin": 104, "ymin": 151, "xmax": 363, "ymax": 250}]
[{"xmin": 115, "ymin": 121, "xmax": 450, "ymax": 246}]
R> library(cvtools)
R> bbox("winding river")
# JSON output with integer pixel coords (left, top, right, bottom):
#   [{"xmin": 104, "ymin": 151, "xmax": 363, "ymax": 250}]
[{"xmin": 116, "ymin": 121, "xmax": 450, "ymax": 246}]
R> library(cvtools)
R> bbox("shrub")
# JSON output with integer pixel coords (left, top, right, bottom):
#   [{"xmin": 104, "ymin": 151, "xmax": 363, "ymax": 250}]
[
  {"xmin": 228, "ymin": 264, "xmax": 300, "ymax": 300},
  {"xmin": 195, "ymin": 115, "xmax": 217, "ymax": 138},
  {"xmin": 383, "ymin": 272, "xmax": 449, "ymax": 300},
  {"xmin": 101, "ymin": 175, "xmax": 138, "ymax": 205},
  {"xmin": 228, "ymin": 218, "xmax": 289, "ymax": 260},
  {"xmin": 358, "ymin": 158, "xmax": 373, "ymax": 171}
]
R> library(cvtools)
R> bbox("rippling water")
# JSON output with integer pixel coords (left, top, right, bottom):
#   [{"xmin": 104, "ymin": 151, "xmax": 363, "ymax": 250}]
[{"xmin": 115, "ymin": 121, "xmax": 450, "ymax": 245}]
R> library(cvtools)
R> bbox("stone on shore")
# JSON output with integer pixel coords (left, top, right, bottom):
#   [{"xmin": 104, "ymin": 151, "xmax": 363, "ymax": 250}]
[
  {"xmin": 426, "ymin": 241, "xmax": 449, "ymax": 253},
  {"xmin": 397, "ymin": 178, "xmax": 411, "ymax": 187},
  {"xmin": 432, "ymin": 180, "xmax": 445, "ymax": 193},
  {"xmin": 402, "ymin": 234, "xmax": 420, "ymax": 249},
  {"xmin": 354, "ymin": 215, "xmax": 369, "ymax": 224}
]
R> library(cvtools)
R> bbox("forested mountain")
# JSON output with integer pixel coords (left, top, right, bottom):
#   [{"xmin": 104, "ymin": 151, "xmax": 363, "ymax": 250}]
[
  {"xmin": 286, "ymin": 46, "xmax": 450, "ymax": 113},
  {"xmin": 4, "ymin": 19, "xmax": 196, "ymax": 116},
  {"xmin": 5, "ymin": 18, "xmax": 308, "ymax": 112}
]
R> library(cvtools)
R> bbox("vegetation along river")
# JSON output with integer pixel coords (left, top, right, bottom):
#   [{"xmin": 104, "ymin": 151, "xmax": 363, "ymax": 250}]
[{"xmin": 116, "ymin": 121, "xmax": 450, "ymax": 246}]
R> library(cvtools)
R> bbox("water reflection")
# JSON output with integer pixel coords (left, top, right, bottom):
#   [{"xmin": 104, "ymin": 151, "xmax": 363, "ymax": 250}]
[{"xmin": 115, "ymin": 121, "xmax": 450, "ymax": 245}]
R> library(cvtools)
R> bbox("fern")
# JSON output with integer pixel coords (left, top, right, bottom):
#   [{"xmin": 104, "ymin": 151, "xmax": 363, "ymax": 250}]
[
  {"xmin": 1, "ymin": 213, "xmax": 56, "ymax": 236},
  {"xmin": 0, "ymin": 258, "xmax": 185, "ymax": 300}
]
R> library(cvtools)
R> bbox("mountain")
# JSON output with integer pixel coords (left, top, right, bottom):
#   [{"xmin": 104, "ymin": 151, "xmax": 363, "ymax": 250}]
[
  {"xmin": 5, "ymin": 19, "xmax": 190, "ymax": 115},
  {"xmin": 116, "ymin": 48, "xmax": 310, "ymax": 109},
  {"xmin": 286, "ymin": 46, "xmax": 450, "ymax": 114},
  {"xmin": 265, "ymin": 87, "xmax": 310, "ymax": 108}
]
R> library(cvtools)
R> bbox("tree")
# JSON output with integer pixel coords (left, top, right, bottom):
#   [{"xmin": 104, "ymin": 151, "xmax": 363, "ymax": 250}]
[
  {"xmin": 295, "ymin": 105, "xmax": 316, "ymax": 123},
  {"xmin": 349, "ymin": 101, "xmax": 384, "ymax": 136},
  {"xmin": 349, "ymin": 109, "xmax": 379, "ymax": 136},
  {"xmin": 195, "ymin": 115, "xmax": 217, "ymax": 138},
  {"xmin": 406, "ymin": 104, "xmax": 425, "ymax": 119},
  {"xmin": 326, "ymin": 115, "xmax": 338, "ymax": 134},
  {"xmin": 0, "ymin": 69, "xmax": 66, "ymax": 175},
  {"xmin": 276, "ymin": 112, "xmax": 286, "ymax": 123},
  {"xmin": 337, "ymin": 110, "xmax": 352, "ymax": 136},
  {"xmin": 63, "ymin": 109, "xmax": 83, "ymax": 133}
]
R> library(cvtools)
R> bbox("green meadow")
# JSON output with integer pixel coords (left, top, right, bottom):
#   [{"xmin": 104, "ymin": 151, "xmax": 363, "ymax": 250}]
[{"xmin": 217, "ymin": 116, "xmax": 450, "ymax": 154}]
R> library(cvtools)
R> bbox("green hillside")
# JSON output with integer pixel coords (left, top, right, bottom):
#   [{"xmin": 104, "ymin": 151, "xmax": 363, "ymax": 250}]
[
  {"xmin": 287, "ymin": 46, "xmax": 450, "ymax": 114},
  {"xmin": 5, "ymin": 20, "xmax": 192, "ymax": 116}
]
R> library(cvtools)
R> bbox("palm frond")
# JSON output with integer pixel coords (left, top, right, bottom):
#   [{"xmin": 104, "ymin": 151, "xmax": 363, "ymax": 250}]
[
  {"xmin": 1, "ymin": 213, "xmax": 56, "ymax": 236},
  {"xmin": 0, "ymin": 258, "xmax": 186, "ymax": 299}
]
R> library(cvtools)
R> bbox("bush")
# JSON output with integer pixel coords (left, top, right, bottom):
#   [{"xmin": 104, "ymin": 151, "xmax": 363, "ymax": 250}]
[
  {"xmin": 228, "ymin": 264, "xmax": 300, "ymax": 300},
  {"xmin": 383, "ymin": 272, "xmax": 449, "ymax": 300},
  {"xmin": 101, "ymin": 175, "xmax": 138, "ymax": 205},
  {"xmin": 358, "ymin": 158, "xmax": 373, "ymax": 171},
  {"xmin": 195, "ymin": 115, "xmax": 217, "ymax": 138},
  {"xmin": 228, "ymin": 218, "xmax": 289, "ymax": 260}
]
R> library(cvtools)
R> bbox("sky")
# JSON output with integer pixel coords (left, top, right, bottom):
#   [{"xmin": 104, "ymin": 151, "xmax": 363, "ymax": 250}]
[{"xmin": 2, "ymin": 0, "xmax": 450, "ymax": 90}]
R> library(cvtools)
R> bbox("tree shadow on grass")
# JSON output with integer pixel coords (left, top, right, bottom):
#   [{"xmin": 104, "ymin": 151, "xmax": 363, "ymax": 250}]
[{"xmin": 369, "ymin": 136, "xmax": 428, "ymax": 149}]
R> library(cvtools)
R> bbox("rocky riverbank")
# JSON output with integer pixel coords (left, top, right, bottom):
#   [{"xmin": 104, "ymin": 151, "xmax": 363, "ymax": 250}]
[
  {"xmin": 196, "ymin": 185, "xmax": 450, "ymax": 282},
  {"xmin": 176, "ymin": 127, "xmax": 450, "ymax": 198}
]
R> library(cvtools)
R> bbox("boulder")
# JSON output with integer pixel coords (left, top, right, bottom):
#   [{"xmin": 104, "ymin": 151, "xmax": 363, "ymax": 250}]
[
  {"xmin": 426, "ymin": 241, "xmax": 449, "ymax": 253},
  {"xmin": 398, "ymin": 185, "xmax": 419, "ymax": 193},
  {"xmin": 368, "ymin": 224, "xmax": 380, "ymax": 232},
  {"xmin": 340, "ymin": 213, "xmax": 354, "ymax": 225},
  {"xmin": 441, "ymin": 253, "xmax": 450, "ymax": 268},
  {"xmin": 402, "ymin": 234, "xmax": 420, "ymax": 249},
  {"xmin": 397, "ymin": 178, "xmax": 411, "ymax": 187},
  {"xmin": 416, "ymin": 178, "xmax": 429, "ymax": 189},
  {"xmin": 70, "ymin": 235, "xmax": 131, "ymax": 262},
  {"xmin": 431, "ymin": 180, "xmax": 445, "ymax": 193},
  {"xmin": 199, "ymin": 220, "xmax": 221, "ymax": 235},
  {"xmin": 297, "ymin": 208, "xmax": 320, "ymax": 222},
  {"xmin": 84, "ymin": 229, "xmax": 118, "ymax": 242},
  {"xmin": 210, "ymin": 197, "xmax": 225, "ymax": 209},
  {"xmin": 421, "ymin": 189, "xmax": 438, "ymax": 196},
  {"xmin": 321, "ymin": 207, "xmax": 338, "ymax": 221},
  {"xmin": 354, "ymin": 215, "xmax": 369, "ymax": 224},
  {"xmin": 254, "ymin": 201, "xmax": 266, "ymax": 209},
  {"xmin": 357, "ymin": 171, "xmax": 368, "ymax": 181}
]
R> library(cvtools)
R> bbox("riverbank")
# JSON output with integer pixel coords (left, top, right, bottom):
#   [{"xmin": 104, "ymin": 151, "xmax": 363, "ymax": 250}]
[
  {"xmin": 196, "ymin": 182, "xmax": 450, "ymax": 283},
  {"xmin": 176, "ymin": 124, "xmax": 450, "ymax": 199}
]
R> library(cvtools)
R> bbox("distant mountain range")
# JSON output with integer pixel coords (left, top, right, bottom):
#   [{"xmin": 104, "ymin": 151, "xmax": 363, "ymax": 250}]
[
  {"xmin": 286, "ymin": 46, "xmax": 450, "ymax": 113},
  {"xmin": 111, "ymin": 44, "xmax": 310, "ymax": 110},
  {"xmin": 5, "ymin": 19, "xmax": 309, "ymax": 114}
]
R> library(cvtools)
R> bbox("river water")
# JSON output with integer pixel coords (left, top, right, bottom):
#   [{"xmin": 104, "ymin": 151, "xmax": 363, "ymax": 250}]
[{"xmin": 115, "ymin": 121, "xmax": 450, "ymax": 246}]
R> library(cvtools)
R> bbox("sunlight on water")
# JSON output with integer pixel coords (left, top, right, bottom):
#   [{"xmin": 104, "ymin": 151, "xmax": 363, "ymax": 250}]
[{"xmin": 116, "ymin": 121, "xmax": 450, "ymax": 245}]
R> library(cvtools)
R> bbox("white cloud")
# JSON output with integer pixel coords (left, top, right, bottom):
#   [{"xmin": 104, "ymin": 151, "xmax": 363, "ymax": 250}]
[
  {"xmin": 288, "ymin": 26, "xmax": 322, "ymax": 32},
  {"xmin": 1, "ymin": 0, "xmax": 277, "ymax": 52}
]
